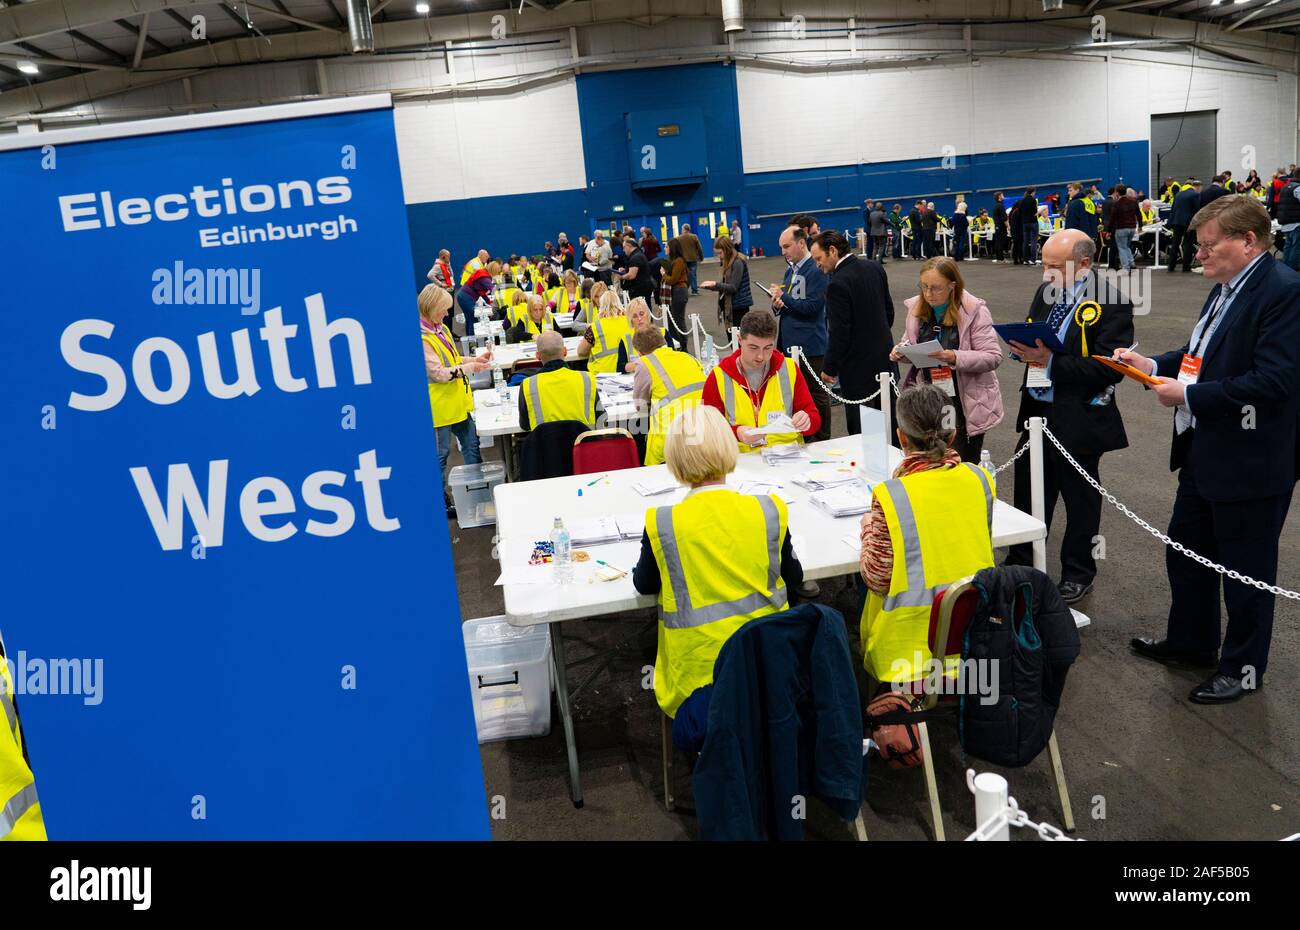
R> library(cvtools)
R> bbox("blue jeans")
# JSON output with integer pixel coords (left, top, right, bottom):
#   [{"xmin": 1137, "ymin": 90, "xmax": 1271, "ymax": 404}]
[
  {"xmin": 456, "ymin": 290, "xmax": 478, "ymax": 338},
  {"xmin": 1115, "ymin": 227, "xmax": 1136, "ymax": 269},
  {"xmin": 953, "ymin": 232, "xmax": 968, "ymax": 261},
  {"xmin": 1022, "ymin": 227, "xmax": 1038, "ymax": 263},
  {"xmin": 892, "ymin": 233, "xmax": 902, "ymax": 258},
  {"xmin": 686, "ymin": 261, "xmax": 699, "ymax": 293},
  {"xmin": 436, "ymin": 417, "xmax": 481, "ymax": 485},
  {"xmin": 1284, "ymin": 227, "xmax": 1300, "ymax": 271}
]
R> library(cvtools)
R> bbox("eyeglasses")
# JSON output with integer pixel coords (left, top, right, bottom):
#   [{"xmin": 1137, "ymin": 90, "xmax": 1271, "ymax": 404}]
[
  {"xmin": 1195, "ymin": 235, "xmax": 1238, "ymax": 256},
  {"xmin": 920, "ymin": 282, "xmax": 953, "ymax": 294}
]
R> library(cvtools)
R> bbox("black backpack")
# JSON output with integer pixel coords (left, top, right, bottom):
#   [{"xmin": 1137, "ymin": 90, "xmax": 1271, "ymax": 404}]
[{"xmin": 959, "ymin": 566, "xmax": 1081, "ymax": 767}]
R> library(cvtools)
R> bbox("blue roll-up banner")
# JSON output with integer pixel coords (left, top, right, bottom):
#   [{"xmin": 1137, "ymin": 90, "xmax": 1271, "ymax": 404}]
[{"xmin": 0, "ymin": 96, "xmax": 490, "ymax": 839}]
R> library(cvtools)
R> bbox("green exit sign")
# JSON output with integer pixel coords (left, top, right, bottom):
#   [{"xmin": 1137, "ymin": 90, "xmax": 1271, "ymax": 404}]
[
  {"xmin": 612, "ymin": 205, "xmax": 624, "ymax": 213},
  {"xmin": 663, "ymin": 200, "xmax": 675, "ymax": 207},
  {"xmin": 712, "ymin": 195, "xmax": 724, "ymax": 203}
]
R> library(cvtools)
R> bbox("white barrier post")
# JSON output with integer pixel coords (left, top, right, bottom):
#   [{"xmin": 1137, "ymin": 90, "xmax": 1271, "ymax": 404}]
[
  {"xmin": 879, "ymin": 371, "xmax": 894, "ymax": 447},
  {"xmin": 1151, "ymin": 225, "xmax": 1165, "ymax": 271},
  {"xmin": 968, "ymin": 770, "xmax": 1010, "ymax": 841},
  {"xmin": 690, "ymin": 312, "xmax": 702, "ymax": 361},
  {"xmin": 729, "ymin": 326, "xmax": 740, "ymax": 351},
  {"xmin": 1029, "ymin": 415, "xmax": 1047, "ymax": 572}
]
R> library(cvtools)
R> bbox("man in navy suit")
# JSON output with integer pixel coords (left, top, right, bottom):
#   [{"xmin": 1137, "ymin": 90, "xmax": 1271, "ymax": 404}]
[
  {"xmin": 1167, "ymin": 180, "xmax": 1202, "ymax": 273},
  {"xmin": 1119, "ymin": 196, "xmax": 1300, "ymax": 704}
]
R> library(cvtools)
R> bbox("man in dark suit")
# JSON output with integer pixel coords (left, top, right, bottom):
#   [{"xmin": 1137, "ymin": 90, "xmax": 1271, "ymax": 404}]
[
  {"xmin": 811, "ymin": 230, "xmax": 896, "ymax": 436},
  {"xmin": 921, "ymin": 203, "xmax": 939, "ymax": 258},
  {"xmin": 1118, "ymin": 196, "xmax": 1300, "ymax": 704},
  {"xmin": 1016, "ymin": 187, "xmax": 1039, "ymax": 264},
  {"xmin": 1005, "ymin": 228, "xmax": 1134, "ymax": 605},
  {"xmin": 1199, "ymin": 174, "xmax": 1230, "ymax": 211},
  {"xmin": 1168, "ymin": 180, "xmax": 1202, "ymax": 273}
]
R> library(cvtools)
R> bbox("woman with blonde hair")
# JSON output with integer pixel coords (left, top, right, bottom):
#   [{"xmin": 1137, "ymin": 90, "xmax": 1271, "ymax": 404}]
[
  {"xmin": 419, "ymin": 284, "xmax": 492, "ymax": 516},
  {"xmin": 617, "ymin": 296, "xmax": 667, "ymax": 372},
  {"xmin": 577, "ymin": 289, "xmax": 629, "ymax": 373},
  {"xmin": 577, "ymin": 280, "xmax": 608, "ymax": 326},
  {"xmin": 701, "ymin": 235, "xmax": 753, "ymax": 327},
  {"xmin": 507, "ymin": 292, "xmax": 558, "ymax": 343},
  {"xmin": 890, "ymin": 256, "xmax": 1002, "ymax": 461},
  {"xmin": 632, "ymin": 404, "xmax": 805, "ymax": 742}
]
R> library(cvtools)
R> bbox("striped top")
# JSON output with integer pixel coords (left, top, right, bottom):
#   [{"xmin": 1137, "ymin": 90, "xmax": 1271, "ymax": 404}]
[{"xmin": 859, "ymin": 448, "xmax": 963, "ymax": 594}]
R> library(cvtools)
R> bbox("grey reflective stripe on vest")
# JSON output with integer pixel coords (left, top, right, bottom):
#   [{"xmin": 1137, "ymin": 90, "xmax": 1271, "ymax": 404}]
[
  {"xmin": 880, "ymin": 466, "xmax": 995, "ymax": 611},
  {"xmin": 721, "ymin": 374, "xmax": 737, "ymax": 423},
  {"xmin": 0, "ymin": 782, "xmax": 38, "ymax": 836},
  {"xmin": 656, "ymin": 496, "xmax": 788, "ymax": 629},
  {"xmin": 776, "ymin": 359, "xmax": 794, "ymax": 416},
  {"xmin": 965, "ymin": 462, "xmax": 994, "ymax": 532},
  {"xmin": 592, "ymin": 320, "xmax": 617, "ymax": 360},
  {"xmin": 0, "ymin": 687, "xmax": 16, "ymax": 739},
  {"xmin": 583, "ymin": 373, "xmax": 594, "ymax": 421},
  {"xmin": 527, "ymin": 374, "xmax": 547, "ymax": 425},
  {"xmin": 643, "ymin": 353, "xmax": 703, "ymax": 417}
]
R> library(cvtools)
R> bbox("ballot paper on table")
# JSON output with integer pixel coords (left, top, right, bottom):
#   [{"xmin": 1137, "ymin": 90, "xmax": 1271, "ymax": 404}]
[
  {"xmin": 791, "ymin": 466, "xmax": 861, "ymax": 491},
  {"xmin": 632, "ymin": 474, "xmax": 681, "ymax": 497},
  {"xmin": 841, "ymin": 530, "xmax": 862, "ymax": 551},
  {"xmin": 749, "ymin": 413, "xmax": 798, "ymax": 436},
  {"xmin": 566, "ymin": 515, "xmax": 646, "ymax": 546},
  {"xmin": 809, "ymin": 482, "xmax": 874, "ymax": 518},
  {"xmin": 761, "ymin": 445, "xmax": 808, "ymax": 465},
  {"xmin": 896, "ymin": 339, "xmax": 946, "ymax": 369},
  {"xmin": 729, "ymin": 477, "xmax": 796, "ymax": 504}
]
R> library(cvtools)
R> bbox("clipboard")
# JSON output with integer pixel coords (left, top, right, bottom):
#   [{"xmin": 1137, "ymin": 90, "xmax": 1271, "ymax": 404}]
[
  {"xmin": 1093, "ymin": 355, "xmax": 1163, "ymax": 387},
  {"xmin": 992, "ymin": 322, "xmax": 1067, "ymax": 354},
  {"xmin": 754, "ymin": 281, "xmax": 775, "ymax": 298}
]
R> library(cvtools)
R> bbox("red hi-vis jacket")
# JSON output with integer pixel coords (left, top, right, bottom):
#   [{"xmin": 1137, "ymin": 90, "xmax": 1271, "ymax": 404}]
[{"xmin": 700, "ymin": 348, "xmax": 821, "ymax": 442}]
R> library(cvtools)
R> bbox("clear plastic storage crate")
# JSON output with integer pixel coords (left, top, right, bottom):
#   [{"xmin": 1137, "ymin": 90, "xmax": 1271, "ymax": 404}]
[
  {"xmin": 462, "ymin": 616, "xmax": 552, "ymax": 743},
  {"xmin": 447, "ymin": 461, "xmax": 505, "ymax": 528}
]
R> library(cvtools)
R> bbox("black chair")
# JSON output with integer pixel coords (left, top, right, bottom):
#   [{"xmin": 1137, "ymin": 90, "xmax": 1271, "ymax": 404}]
[{"xmin": 518, "ymin": 420, "xmax": 588, "ymax": 481}]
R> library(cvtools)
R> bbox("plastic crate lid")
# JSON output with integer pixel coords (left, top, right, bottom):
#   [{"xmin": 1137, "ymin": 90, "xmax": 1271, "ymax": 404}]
[
  {"xmin": 462, "ymin": 617, "xmax": 550, "ymax": 663},
  {"xmin": 448, "ymin": 461, "xmax": 505, "ymax": 484}
]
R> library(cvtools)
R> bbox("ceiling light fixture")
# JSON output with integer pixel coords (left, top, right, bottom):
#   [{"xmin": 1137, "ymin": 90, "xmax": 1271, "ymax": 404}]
[
  {"xmin": 18, "ymin": 60, "xmax": 39, "ymax": 74},
  {"xmin": 416, "ymin": 2, "xmax": 430, "ymax": 12}
]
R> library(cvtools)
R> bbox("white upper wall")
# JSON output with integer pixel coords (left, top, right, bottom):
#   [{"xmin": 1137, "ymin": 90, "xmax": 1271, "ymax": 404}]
[
  {"xmin": 736, "ymin": 53, "xmax": 1294, "ymax": 178},
  {"xmin": 392, "ymin": 78, "xmax": 586, "ymax": 204}
]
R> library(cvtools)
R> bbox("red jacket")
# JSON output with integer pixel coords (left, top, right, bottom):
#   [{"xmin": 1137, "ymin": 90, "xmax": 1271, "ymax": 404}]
[{"xmin": 701, "ymin": 348, "xmax": 821, "ymax": 441}]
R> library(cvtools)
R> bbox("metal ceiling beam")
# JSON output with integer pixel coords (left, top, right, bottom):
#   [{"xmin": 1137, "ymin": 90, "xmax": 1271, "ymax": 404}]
[
  {"xmin": 115, "ymin": 17, "xmax": 170, "ymax": 55},
  {"xmin": 66, "ymin": 28, "xmax": 130, "ymax": 63},
  {"xmin": 132, "ymin": 13, "xmax": 151, "ymax": 68},
  {"xmin": 242, "ymin": 2, "xmax": 344, "ymax": 34}
]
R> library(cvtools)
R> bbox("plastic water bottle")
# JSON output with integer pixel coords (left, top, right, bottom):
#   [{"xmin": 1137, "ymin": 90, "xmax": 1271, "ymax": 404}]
[
  {"xmin": 551, "ymin": 517, "xmax": 573, "ymax": 584},
  {"xmin": 979, "ymin": 448, "xmax": 994, "ymax": 477},
  {"xmin": 493, "ymin": 364, "xmax": 508, "ymax": 404}
]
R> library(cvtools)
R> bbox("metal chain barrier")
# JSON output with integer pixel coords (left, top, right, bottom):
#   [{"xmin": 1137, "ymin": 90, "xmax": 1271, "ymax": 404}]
[
  {"xmin": 992, "ymin": 439, "xmax": 1032, "ymax": 476},
  {"xmin": 966, "ymin": 798, "xmax": 1078, "ymax": 842},
  {"xmin": 796, "ymin": 350, "xmax": 887, "ymax": 405},
  {"xmin": 1040, "ymin": 425, "xmax": 1300, "ymax": 602}
]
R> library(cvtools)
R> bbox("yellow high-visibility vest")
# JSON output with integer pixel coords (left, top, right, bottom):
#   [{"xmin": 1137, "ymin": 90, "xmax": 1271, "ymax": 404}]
[
  {"xmin": 1, "ymin": 644, "xmax": 46, "ymax": 841},
  {"xmin": 422, "ymin": 328, "xmax": 474, "ymax": 428},
  {"xmin": 860, "ymin": 463, "xmax": 995, "ymax": 683},
  {"xmin": 523, "ymin": 367, "xmax": 597, "ymax": 428},
  {"xmin": 460, "ymin": 257, "xmax": 484, "ymax": 285},
  {"xmin": 518, "ymin": 312, "xmax": 557, "ymax": 338},
  {"xmin": 495, "ymin": 286, "xmax": 520, "ymax": 312},
  {"xmin": 1140, "ymin": 207, "xmax": 1155, "ymax": 226},
  {"xmin": 712, "ymin": 356, "xmax": 802, "ymax": 450},
  {"xmin": 620, "ymin": 327, "xmax": 667, "ymax": 368},
  {"xmin": 587, "ymin": 315, "xmax": 630, "ymax": 375},
  {"xmin": 547, "ymin": 287, "xmax": 588, "ymax": 319},
  {"xmin": 640, "ymin": 347, "xmax": 705, "ymax": 466},
  {"xmin": 646, "ymin": 489, "xmax": 789, "ymax": 716}
]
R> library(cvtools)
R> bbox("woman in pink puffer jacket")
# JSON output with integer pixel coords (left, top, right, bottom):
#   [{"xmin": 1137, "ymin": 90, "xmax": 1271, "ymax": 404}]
[{"xmin": 893, "ymin": 256, "xmax": 1004, "ymax": 461}]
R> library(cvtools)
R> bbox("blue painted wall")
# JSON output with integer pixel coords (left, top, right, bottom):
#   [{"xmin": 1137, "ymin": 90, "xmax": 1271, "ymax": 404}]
[{"xmin": 401, "ymin": 60, "xmax": 1149, "ymax": 284}]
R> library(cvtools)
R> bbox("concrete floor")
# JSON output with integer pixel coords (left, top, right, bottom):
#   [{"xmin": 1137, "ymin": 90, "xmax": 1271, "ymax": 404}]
[{"xmin": 449, "ymin": 255, "xmax": 1300, "ymax": 841}]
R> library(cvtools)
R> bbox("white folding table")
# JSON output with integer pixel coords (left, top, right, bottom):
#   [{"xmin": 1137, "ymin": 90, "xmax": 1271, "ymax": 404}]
[{"xmin": 493, "ymin": 434, "xmax": 1050, "ymax": 806}]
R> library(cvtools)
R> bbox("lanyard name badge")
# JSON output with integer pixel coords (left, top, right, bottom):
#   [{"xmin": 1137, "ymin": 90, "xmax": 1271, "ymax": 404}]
[
  {"xmin": 927, "ymin": 323, "xmax": 957, "ymax": 396},
  {"xmin": 1181, "ymin": 287, "xmax": 1232, "ymax": 387}
]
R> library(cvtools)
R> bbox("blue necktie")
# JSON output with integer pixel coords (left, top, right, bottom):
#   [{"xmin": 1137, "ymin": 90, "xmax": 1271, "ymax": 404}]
[{"xmin": 1046, "ymin": 293, "xmax": 1072, "ymax": 332}]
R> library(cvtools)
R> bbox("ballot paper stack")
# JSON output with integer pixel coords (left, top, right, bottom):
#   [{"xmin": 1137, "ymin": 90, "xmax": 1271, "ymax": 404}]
[
  {"xmin": 567, "ymin": 515, "xmax": 646, "ymax": 546},
  {"xmin": 809, "ymin": 482, "xmax": 874, "ymax": 518},
  {"xmin": 631, "ymin": 474, "xmax": 681, "ymax": 497},
  {"xmin": 791, "ymin": 467, "xmax": 861, "ymax": 492},
  {"xmin": 760, "ymin": 445, "xmax": 808, "ymax": 466}
]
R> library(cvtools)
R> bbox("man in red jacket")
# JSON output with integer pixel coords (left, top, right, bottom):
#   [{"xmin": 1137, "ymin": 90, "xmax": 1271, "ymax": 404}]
[{"xmin": 701, "ymin": 309, "xmax": 821, "ymax": 451}]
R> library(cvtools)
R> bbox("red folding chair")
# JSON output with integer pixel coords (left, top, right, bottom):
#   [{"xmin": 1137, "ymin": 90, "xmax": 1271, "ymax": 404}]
[
  {"xmin": 511, "ymin": 358, "xmax": 544, "ymax": 378},
  {"xmin": 572, "ymin": 428, "xmax": 640, "ymax": 474}
]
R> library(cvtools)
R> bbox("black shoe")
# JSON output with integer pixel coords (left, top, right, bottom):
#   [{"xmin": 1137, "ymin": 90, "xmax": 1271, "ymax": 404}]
[
  {"xmin": 1057, "ymin": 580, "xmax": 1092, "ymax": 604},
  {"xmin": 1129, "ymin": 636, "xmax": 1218, "ymax": 669},
  {"xmin": 1189, "ymin": 674, "xmax": 1256, "ymax": 704}
]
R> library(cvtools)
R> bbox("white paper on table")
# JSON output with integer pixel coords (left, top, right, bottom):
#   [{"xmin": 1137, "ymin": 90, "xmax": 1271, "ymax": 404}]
[
  {"xmin": 494, "ymin": 562, "xmax": 553, "ymax": 586},
  {"xmin": 615, "ymin": 513, "xmax": 646, "ymax": 539},
  {"xmin": 566, "ymin": 516, "xmax": 623, "ymax": 546},
  {"xmin": 897, "ymin": 339, "xmax": 945, "ymax": 369},
  {"xmin": 632, "ymin": 475, "xmax": 681, "ymax": 497},
  {"xmin": 841, "ymin": 531, "xmax": 861, "ymax": 551},
  {"xmin": 749, "ymin": 413, "xmax": 797, "ymax": 435}
]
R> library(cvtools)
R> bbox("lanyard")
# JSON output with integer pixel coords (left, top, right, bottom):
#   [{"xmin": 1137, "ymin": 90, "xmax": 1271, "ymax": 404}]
[
  {"xmin": 431, "ymin": 326, "xmax": 458, "ymax": 361},
  {"xmin": 1190, "ymin": 286, "xmax": 1232, "ymax": 358}
]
